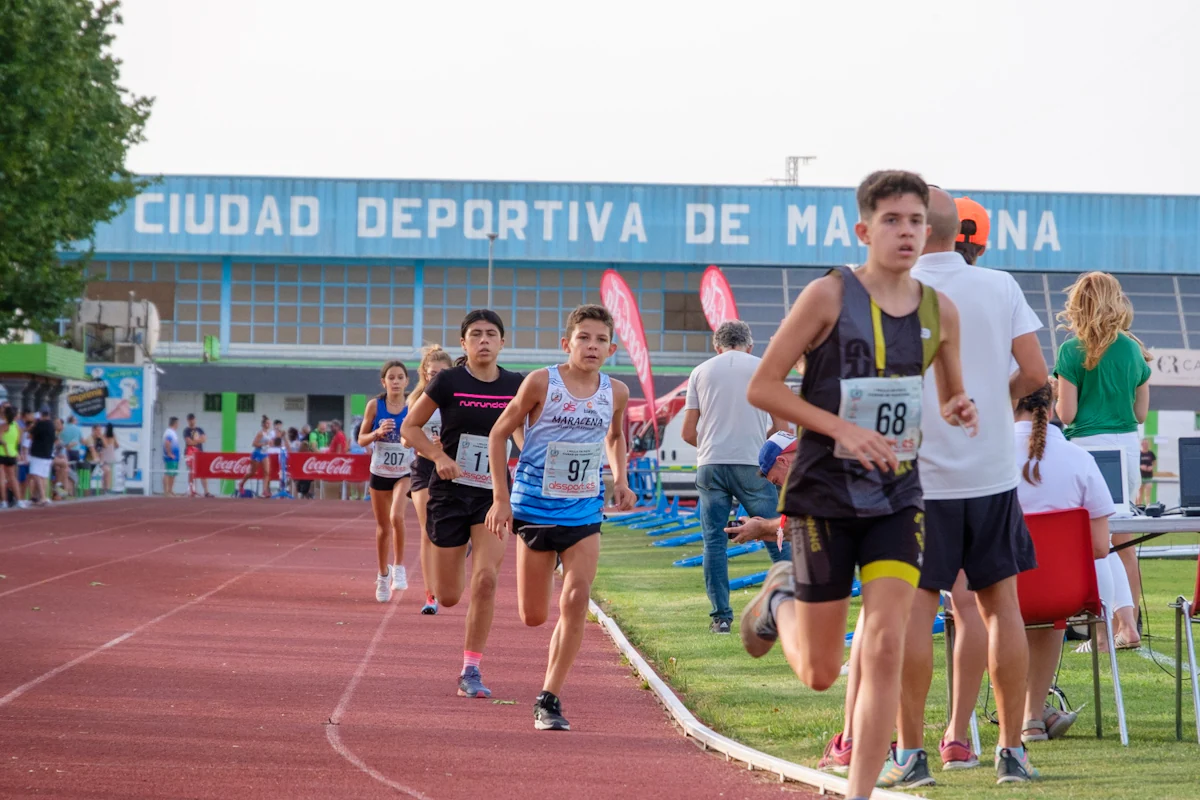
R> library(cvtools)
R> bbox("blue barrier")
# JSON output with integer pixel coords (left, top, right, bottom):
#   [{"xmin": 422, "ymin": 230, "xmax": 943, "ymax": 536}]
[
  {"xmin": 845, "ymin": 613, "xmax": 946, "ymax": 646},
  {"xmin": 673, "ymin": 540, "xmax": 765, "ymax": 567},
  {"xmin": 617, "ymin": 493, "xmax": 670, "ymax": 526},
  {"xmin": 648, "ymin": 517, "xmax": 703, "ymax": 536},
  {"xmin": 652, "ymin": 532, "xmax": 704, "ymax": 547},
  {"xmin": 730, "ymin": 570, "xmax": 768, "ymax": 591}
]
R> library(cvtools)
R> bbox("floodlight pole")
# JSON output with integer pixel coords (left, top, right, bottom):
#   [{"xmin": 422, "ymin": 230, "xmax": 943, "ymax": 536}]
[{"xmin": 486, "ymin": 232, "xmax": 499, "ymax": 308}]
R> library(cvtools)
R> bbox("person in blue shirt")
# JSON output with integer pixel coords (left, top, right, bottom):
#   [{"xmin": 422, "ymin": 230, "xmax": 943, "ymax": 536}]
[{"xmin": 486, "ymin": 304, "xmax": 637, "ymax": 732}]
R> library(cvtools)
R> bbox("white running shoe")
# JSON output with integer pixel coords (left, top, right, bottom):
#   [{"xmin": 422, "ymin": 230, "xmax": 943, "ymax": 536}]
[
  {"xmin": 375, "ymin": 569, "xmax": 392, "ymax": 603},
  {"xmin": 391, "ymin": 565, "xmax": 408, "ymax": 591}
]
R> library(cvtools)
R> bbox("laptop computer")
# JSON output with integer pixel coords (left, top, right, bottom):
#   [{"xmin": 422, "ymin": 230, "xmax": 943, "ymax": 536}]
[
  {"xmin": 1080, "ymin": 446, "xmax": 1130, "ymax": 514},
  {"xmin": 1179, "ymin": 437, "xmax": 1200, "ymax": 517}
]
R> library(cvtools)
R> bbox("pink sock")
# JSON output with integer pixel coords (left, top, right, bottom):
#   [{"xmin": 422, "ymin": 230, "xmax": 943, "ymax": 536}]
[{"xmin": 463, "ymin": 651, "xmax": 482, "ymax": 671}]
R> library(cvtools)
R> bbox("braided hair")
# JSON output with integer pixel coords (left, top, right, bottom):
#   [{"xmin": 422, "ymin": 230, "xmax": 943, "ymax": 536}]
[{"xmin": 1016, "ymin": 382, "xmax": 1054, "ymax": 485}]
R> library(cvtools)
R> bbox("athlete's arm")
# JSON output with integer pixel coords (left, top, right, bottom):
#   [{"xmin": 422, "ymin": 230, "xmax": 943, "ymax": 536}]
[
  {"xmin": 932, "ymin": 291, "xmax": 978, "ymax": 435},
  {"xmin": 485, "ymin": 369, "xmax": 548, "ymax": 538},
  {"xmin": 1055, "ymin": 377, "xmax": 1078, "ymax": 425},
  {"xmin": 1010, "ymin": 332, "xmax": 1048, "ymax": 404},
  {"xmin": 681, "ymin": 409, "xmax": 700, "ymax": 447},
  {"xmin": 401, "ymin": 394, "xmax": 459, "ymax": 479},
  {"xmin": 357, "ymin": 399, "xmax": 379, "ymax": 448},
  {"xmin": 605, "ymin": 379, "xmax": 637, "ymax": 511},
  {"xmin": 747, "ymin": 275, "xmax": 897, "ymax": 473}
]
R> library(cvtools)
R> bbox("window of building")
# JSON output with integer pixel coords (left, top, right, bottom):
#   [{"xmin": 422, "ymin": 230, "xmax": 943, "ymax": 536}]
[
  {"xmin": 203, "ymin": 394, "xmax": 222, "ymax": 412},
  {"xmin": 663, "ymin": 291, "xmax": 710, "ymax": 332},
  {"xmin": 236, "ymin": 394, "xmax": 255, "ymax": 413}
]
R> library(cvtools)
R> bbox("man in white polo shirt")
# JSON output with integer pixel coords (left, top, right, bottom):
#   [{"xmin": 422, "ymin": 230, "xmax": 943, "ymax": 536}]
[
  {"xmin": 878, "ymin": 188, "xmax": 1049, "ymax": 787},
  {"xmin": 682, "ymin": 320, "xmax": 791, "ymax": 634}
]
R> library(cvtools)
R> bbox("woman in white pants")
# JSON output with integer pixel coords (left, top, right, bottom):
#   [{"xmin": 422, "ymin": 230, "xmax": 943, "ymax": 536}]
[
  {"xmin": 1054, "ymin": 274, "xmax": 1152, "ymax": 628},
  {"xmin": 1014, "ymin": 382, "xmax": 1139, "ymax": 744}
]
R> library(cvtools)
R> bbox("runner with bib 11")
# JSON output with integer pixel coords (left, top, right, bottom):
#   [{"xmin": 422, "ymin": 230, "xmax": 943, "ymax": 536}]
[
  {"xmin": 486, "ymin": 304, "xmax": 638, "ymax": 732},
  {"xmin": 358, "ymin": 360, "xmax": 414, "ymax": 604},
  {"xmin": 739, "ymin": 170, "xmax": 977, "ymax": 800},
  {"xmin": 402, "ymin": 309, "xmax": 525, "ymax": 700}
]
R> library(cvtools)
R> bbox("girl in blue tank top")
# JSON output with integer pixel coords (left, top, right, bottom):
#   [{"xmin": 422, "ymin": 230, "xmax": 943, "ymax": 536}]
[
  {"xmin": 484, "ymin": 304, "xmax": 637, "ymax": 733},
  {"xmin": 356, "ymin": 360, "xmax": 413, "ymax": 604}
]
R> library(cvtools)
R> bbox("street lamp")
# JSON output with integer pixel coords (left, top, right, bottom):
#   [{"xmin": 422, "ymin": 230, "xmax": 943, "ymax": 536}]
[{"xmin": 486, "ymin": 232, "xmax": 499, "ymax": 308}]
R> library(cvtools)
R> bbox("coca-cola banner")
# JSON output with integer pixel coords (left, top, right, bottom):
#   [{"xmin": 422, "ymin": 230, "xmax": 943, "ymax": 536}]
[
  {"xmin": 700, "ymin": 264, "xmax": 740, "ymax": 330},
  {"xmin": 193, "ymin": 452, "xmax": 280, "ymax": 479},
  {"xmin": 600, "ymin": 269, "xmax": 658, "ymax": 430},
  {"xmin": 290, "ymin": 453, "xmax": 371, "ymax": 482}
]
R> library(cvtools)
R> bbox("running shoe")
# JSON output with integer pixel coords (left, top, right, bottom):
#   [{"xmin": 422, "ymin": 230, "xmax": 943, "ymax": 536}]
[
  {"xmin": 421, "ymin": 594, "xmax": 439, "ymax": 615},
  {"xmin": 391, "ymin": 565, "xmax": 408, "ymax": 591},
  {"xmin": 995, "ymin": 748, "xmax": 1038, "ymax": 783},
  {"xmin": 458, "ymin": 666, "xmax": 491, "ymax": 698},
  {"xmin": 817, "ymin": 732, "xmax": 852, "ymax": 774},
  {"xmin": 375, "ymin": 569, "xmax": 392, "ymax": 603},
  {"xmin": 877, "ymin": 748, "xmax": 936, "ymax": 789},
  {"xmin": 533, "ymin": 691, "xmax": 570, "ymax": 731},
  {"xmin": 939, "ymin": 737, "xmax": 979, "ymax": 770},
  {"xmin": 739, "ymin": 561, "xmax": 794, "ymax": 657},
  {"xmin": 710, "ymin": 619, "xmax": 731, "ymax": 634}
]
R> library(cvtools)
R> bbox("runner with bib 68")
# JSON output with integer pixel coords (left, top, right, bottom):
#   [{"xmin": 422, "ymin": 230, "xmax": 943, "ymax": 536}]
[
  {"xmin": 740, "ymin": 170, "xmax": 978, "ymax": 800},
  {"xmin": 485, "ymin": 304, "xmax": 638, "ymax": 731}
]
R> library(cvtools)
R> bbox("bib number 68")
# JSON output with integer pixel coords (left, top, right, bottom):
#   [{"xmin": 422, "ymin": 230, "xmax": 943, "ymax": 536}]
[{"xmin": 874, "ymin": 402, "xmax": 908, "ymax": 437}]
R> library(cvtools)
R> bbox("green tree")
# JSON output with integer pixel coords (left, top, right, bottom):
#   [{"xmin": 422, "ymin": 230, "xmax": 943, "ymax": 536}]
[{"xmin": 0, "ymin": 0, "xmax": 152, "ymax": 343}]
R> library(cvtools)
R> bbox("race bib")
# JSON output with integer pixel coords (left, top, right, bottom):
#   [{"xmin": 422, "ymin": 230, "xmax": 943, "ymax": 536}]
[
  {"xmin": 542, "ymin": 441, "xmax": 604, "ymax": 499},
  {"xmin": 424, "ymin": 422, "xmax": 442, "ymax": 440},
  {"xmin": 371, "ymin": 441, "xmax": 412, "ymax": 478},
  {"xmin": 454, "ymin": 433, "xmax": 509, "ymax": 489},
  {"xmin": 833, "ymin": 376, "xmax": 923, "ymax": 462}
]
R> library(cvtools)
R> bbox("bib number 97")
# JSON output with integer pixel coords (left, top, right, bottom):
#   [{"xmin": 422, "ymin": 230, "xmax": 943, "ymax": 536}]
[
  {"xmin": 567, "ymin": 459, "xmax": 591, "ymax": 482},
  {"xmin": 874, "ymin": 402, "xmax": 908, "ymax": 437}
]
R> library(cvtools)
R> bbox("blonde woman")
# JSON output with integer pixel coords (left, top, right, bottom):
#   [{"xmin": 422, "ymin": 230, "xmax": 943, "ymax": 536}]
[
  {"xmin": 1054, "ymin": 271, "xmax": 1152, "ymax": 636},
  {"xmin": 405, "ymin": 343, "xmax": 454, "ymax": 615}
]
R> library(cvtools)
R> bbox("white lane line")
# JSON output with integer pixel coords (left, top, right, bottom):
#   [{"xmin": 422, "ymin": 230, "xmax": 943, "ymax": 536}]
[
  {"xmin": 0, "ymin": 508, "xmax": 215, "ymax": 553},
  {"xmin": 0, "ymin": 508, "xmax": 370, "ymax": 709},
  {"xmin": 0, "ymin": 509, "xmax": 299, "ymax": 599}
]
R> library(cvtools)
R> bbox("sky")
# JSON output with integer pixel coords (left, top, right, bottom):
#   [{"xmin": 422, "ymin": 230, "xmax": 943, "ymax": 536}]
[{"xmin": 111, "ymin": 0, "xmax": 1200, "ymax": 195}]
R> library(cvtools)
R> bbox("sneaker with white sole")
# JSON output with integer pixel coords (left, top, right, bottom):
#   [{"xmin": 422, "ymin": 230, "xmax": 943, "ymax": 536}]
[
  {"xmin": 739, "ymin": 561, "xmax": 795, "ymax": 658},
  {"xmin": 375, "ymin": 569, "xmax": 392, "ymax": 603},
  {"xmin": 391, "ymin": 565, "xmax": 408, "ymax": 591}
]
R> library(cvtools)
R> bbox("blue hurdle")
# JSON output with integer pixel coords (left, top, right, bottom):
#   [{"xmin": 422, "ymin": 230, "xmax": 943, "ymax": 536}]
[
  {"xmin": 652, "ymin": 532, "xmax": 704, "ymax": 547},
  {"xmin": 672, "ymin": 540, "xmax": 765, "ymax": 567},
  {"xmin": 730, "ymin": 570, "xmax": 768, "ymax": 590}
]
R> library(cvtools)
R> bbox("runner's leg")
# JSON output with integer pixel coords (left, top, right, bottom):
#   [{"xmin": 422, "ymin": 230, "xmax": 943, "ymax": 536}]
[
  {"xmin": 541, "ymin": 534, "xmax": 600, "ymax": 696},
  {"xmin": 947, "ymin": 574, "xmax": 987, "ymax": 745},
  {"xmin": 517, "ymin": 536, "xmax": 558, "ymax": 627},
  {"xmin": 896, "ymin": 588, "xmax": 940, "ymax": 751},
  {"xmin": 389, "ymin": 478, "xmax": 410, "ymax": 584},
  {"xmin": 464, "ymin": 523, "xmax": 506, "ymax": 654},
  {"xmin": 370, "ymin": 486, "xmax": 393, "ymax": 576},
  {"xmin": 413, "ymin": 488, "xmax": 437, "ymax": 606}
]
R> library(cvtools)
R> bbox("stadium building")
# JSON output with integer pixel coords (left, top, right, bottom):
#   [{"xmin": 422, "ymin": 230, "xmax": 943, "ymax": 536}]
[{"xmin": 62, "ymin": 175, "xmax": 1200, "ymax": 493}]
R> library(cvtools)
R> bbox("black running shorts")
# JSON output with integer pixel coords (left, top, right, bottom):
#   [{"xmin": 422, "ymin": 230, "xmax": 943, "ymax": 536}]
[
  {"xmin": 369, "ymin": 472, "xmax": 409, "ymax": 492},
  {"xmin": 425, "ymin": 487, "xmax": 493, "ymax": 549},
  {"xmin": 514, "ymin": 519, "xmax": 601, "ymax": 553},
  {"xmin": 788, "ymin": 508, "xmax": 925, "ymax": 603},
  {"xmin": 409, "ymin": 456, "xmax": 435, "ymax": 493},
  {"xmin": 918, "ymin": 488, "xmax": 1036, "ymax": 592}
]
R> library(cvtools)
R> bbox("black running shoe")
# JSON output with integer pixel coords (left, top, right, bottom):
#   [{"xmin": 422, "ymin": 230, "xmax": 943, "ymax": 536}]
[
  {"xmin": 533, "ymin": 691, "xmax": 570, "ymax": 731},
  {"xmin": 995, "ymin": 748, "xmax": 1038, "ymax": 784}
]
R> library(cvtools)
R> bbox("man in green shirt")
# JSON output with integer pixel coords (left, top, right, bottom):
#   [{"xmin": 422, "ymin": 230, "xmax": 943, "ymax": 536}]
[{"xmin": 308, "ymin": 421, "xmax": 331, "ymax": 452}]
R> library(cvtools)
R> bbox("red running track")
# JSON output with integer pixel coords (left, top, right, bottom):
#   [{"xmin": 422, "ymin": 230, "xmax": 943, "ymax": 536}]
[{"xmin": 0, "ymin": 498, "xmax": 813, "ymax": 799}]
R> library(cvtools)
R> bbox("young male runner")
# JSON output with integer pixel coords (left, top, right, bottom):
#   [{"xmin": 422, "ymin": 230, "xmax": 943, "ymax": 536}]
[
  {"xmin": 402, "ymin": 310, "xmax": 525, "ymax": 698},
  {"xmin": 740, "ymin": 170, "xmax": 977, "ymax": 800},
  {"xmin": 485, "ymin": 304, "xmax": 637, "ymax": 731}
]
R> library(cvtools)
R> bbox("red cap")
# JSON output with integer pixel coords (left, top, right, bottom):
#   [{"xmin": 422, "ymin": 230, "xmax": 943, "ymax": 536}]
[{"xmin": 955, "ymin": 197, "xmax": 990, "ymax": 246}]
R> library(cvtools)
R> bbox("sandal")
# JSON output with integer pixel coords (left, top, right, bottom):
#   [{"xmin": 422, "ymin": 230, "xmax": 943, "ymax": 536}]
[
  {"xmin": 1043, "ymin": 706, "xmax": 1078, "ymax": 739},
  {"xmin": 1022, "ymin": 719, "xmax": 1048, "ymax": 743}
]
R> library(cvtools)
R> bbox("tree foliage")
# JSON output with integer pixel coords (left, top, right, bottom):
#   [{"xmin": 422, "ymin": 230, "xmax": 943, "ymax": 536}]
[{"xmin": 0, "ymin": 0, "xmax": 152, "ymax": 343}]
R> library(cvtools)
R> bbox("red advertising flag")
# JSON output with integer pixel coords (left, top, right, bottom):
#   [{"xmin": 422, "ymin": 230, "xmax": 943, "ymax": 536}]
[
  {"xmin": 600, "ymin": 269, "xmax": 658, "ymax": 430},
  {"xmin": 700, "ymin": 264, "xmax": 739, "ymax": 330},
  {"xmin": 289, "ymin": 452, "xmax": 371, "ymax": 482}
]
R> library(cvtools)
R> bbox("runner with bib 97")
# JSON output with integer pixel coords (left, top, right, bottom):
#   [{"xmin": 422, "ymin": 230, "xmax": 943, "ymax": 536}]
[
  {"xmin": 358, "ymin": 360, "xmax": 414, "ymax": 603},
  {"xmin": 401, "ymin": 310, "xmax": 525, "ymax": 699},
  {"xmin": 739, "ymin": 170, "xmax": 978, "ymax": 800},
  {"xmin": 485, "ymin": 304, "xmax": 638, "ymax": 732}
]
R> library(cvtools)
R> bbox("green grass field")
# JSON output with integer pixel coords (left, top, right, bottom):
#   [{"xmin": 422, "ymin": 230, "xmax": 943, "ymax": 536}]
[{"xmin": 593, "ymin": 521, "xmax": 1200, "ymax": 800}]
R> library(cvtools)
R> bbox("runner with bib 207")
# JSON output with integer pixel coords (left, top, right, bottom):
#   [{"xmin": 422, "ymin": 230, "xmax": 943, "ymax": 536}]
[
  {"xmin": 740, "ymin": 170, "xmax": 977, "ymax": 800},
  {"xmin": 358, "ymin": 360, "xmax": 414, "ymax": 604},
  {"xmin": 401, "ymin": 310, "xmax": 525, "ymax": 700},
  {"xmin": 485, "ymin": 304, "xmax": 638, "ymax": 732}
]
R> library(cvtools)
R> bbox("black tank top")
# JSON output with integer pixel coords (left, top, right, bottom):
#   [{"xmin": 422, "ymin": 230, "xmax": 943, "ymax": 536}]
[{"xmin": 781, "ymin": 266, "xmax": 940, "ymax": 519}]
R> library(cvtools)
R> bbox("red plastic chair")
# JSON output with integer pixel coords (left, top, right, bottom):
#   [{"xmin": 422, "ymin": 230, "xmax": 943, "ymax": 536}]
[
  {"xmin": 1172, "ymin": 555, "xmax": 1200, "ymax": 742},
  {"xmin": 1018, "ymin": 508, "xmax": 1128, "ymax": 745}
]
